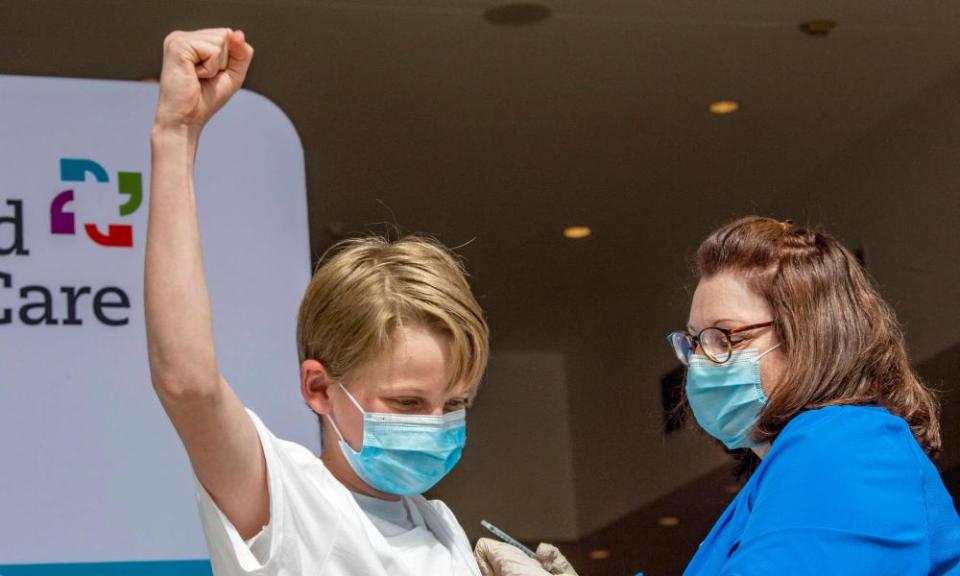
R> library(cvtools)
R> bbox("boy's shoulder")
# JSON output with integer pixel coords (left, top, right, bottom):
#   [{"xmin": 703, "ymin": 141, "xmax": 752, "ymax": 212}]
[{"xmin": 245, "ymin": 407, "xmax": 342, "ymax": 492}]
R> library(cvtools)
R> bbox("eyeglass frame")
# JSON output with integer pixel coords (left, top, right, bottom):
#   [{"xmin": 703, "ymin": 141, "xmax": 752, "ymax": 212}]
[{"xmin": 667, "ymin": 321, "xmax": 775, "ymax": 365}]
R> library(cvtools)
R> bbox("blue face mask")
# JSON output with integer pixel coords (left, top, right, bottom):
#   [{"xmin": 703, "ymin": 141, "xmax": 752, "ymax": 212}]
[
  {"xmin": 685, "ymin": 346, "xmax": 780, "ymax": 450},
  {"xmin": 326, "ymin": 384, "xmax": 467, "ymax": 496}
]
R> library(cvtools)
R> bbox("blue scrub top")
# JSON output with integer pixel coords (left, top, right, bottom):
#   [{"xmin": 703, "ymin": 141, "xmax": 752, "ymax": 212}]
[{"xmin": 683, "ymin": 405, "xmax": 960, "ymax": 575}]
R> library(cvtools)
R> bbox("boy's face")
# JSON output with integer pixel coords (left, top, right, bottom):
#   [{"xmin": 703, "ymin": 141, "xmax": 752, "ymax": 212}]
[{"xmin": 302, "ymin": 323, "xmax": 473, "ymax": 499}]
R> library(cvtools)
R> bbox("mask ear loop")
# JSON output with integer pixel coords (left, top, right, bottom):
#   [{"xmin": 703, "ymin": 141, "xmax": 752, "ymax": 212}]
[
  {"xmin": 325, "ymin": 382, "xmax": 365, "ymax": 446},
  {"xmin": 758, "ymin": 343, "xmax": 782, "ymax": 360},
  {"xmin": 337, "ymin": 382, "xmax": 366, "ymax": 413}
]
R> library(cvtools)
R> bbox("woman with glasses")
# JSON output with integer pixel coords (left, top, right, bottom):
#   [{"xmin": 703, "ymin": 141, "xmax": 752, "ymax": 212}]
[
  {"xmin": 476, "ymin": 216, "xmax": 959, "ymax": 576},
  {"xmin": 669, "ymin": 216, "xmax": 959, "ymax": 574}
]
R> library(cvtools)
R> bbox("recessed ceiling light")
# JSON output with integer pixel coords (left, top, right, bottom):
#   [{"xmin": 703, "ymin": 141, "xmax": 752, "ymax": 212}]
[
  {"xmin": 588, "ymin": 549, "xmax": 611, "ymax": 560},
  {"xmin": 563, "ymin": 226, "xmax": 591, "ymax": 239},
  {"xmin": 484, "ymin": 2, "xmax": 552, "ymax": 26},
  {"xmin": 708, "ymin": 100, "xmax": 740, "ymax": 115},
  {"xmin": 658, "ymin": 515, "xmax": 681, "ymax": 527},
  {"xmin": 799, "ymin": 19, "xmax": 836, "ymax": 37}
]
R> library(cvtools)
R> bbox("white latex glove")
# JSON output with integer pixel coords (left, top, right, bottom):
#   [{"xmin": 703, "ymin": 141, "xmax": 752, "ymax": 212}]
[{"xmin": 474, "ymin": 538, "xmax": 579, "ymax": 576}]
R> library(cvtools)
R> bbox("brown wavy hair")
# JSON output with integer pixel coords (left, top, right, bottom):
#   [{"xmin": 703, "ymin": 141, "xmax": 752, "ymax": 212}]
[{"xmin": 695, "ymin": 216, "xmax": 941, "ymax": 455}]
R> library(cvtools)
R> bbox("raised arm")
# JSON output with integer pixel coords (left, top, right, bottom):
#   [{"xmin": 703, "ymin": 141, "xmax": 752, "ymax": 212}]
[{"xmin": 145, "ymin": 28, "xmax": 267, "ymax": 539}]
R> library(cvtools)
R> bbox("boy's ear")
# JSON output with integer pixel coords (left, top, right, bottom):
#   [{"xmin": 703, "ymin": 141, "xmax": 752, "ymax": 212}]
[{"xmin": 301, "ymin": 359, "xmax": 335, "ymax": 415}]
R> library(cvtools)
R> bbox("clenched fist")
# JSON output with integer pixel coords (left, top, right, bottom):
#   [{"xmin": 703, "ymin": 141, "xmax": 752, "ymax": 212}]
[{"xmin": 154, "ymin": 28, "xmax": 254, "ymax": 132}]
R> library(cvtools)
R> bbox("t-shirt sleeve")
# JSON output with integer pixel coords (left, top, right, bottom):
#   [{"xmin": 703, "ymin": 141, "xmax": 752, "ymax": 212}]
[
  {"xmin": 719, "ymin": 409, "xmax": 930, "ymax": 576},
  {"xmin": 194, "ymin": 408, "xmax": 288, "ymax": 573},
  {"xmin": 244, "ymin": 526, "xmax": 272, "ymax": 566},
  {"xmin": 193, "ymin": 408, "xmax": 340, "ymax": 574}
]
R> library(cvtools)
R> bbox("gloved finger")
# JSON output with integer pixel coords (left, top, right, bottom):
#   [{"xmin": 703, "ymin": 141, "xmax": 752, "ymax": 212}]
[
  {"xmin": 476, "ymin": 552, "xmax": 495, "ymax": 576},
  {"xmin": 475, "ymin": 538, "xmax": 551, "ymax": 576},
  {"xmin": 474, "ymin": 538, "xmax": 499, "ymax": 576},
  {"xmin": 535, "ymin": 543, "xmax": 579, "ymax": 576}
]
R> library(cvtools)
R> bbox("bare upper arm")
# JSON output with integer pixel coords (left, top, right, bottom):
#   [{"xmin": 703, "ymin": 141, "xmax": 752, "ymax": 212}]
[{"xmin": 156, "ymin": 375, "xmax": 268, "ymax": 540}]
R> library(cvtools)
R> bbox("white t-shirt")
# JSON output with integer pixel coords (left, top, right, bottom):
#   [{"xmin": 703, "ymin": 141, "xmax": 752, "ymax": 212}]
[{"xmin": 195, "ymin": 409, "xmax": 480, "ymax": 576}]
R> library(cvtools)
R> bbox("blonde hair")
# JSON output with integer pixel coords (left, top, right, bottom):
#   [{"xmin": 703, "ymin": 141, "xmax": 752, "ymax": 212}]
[{"xmin": 297, "ymin": 235, "xmax": 489, "ymax": 393}]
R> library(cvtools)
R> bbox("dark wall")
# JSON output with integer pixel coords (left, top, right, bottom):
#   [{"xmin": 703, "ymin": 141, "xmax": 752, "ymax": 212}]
[{"xmin": 916, "ymin": 342, "xmax": 960, "ymax": 473}]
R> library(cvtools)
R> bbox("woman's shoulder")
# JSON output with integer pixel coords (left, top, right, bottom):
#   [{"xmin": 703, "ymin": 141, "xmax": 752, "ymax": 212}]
[
  {"xmin": 746, "ymin": 406, "xmax": 930, "ymax": 539},
  {"xmin": 784, "ymin": 403, "xmax": 904, "ymax": 427},
  {"xmin": 775, "ymin": 404, "xmax": 913, "ymax": 453},
  {"xmin": 758, "ymin": 405, "xmax": 923, "ymax": 491}
]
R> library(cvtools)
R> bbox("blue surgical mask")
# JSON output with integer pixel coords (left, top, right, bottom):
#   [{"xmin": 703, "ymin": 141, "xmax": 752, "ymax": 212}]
[
  {"xmin": 685, "ymin": 345, "xmax": 780, "ymax": 450},
  {"xmin": 326, "ymin": 384, "xmax": 467, "ymax": 496}
]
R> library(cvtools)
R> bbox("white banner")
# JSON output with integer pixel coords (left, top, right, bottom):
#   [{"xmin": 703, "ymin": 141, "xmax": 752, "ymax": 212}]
[{"xmin": 0, "ymin": 75, "xmax": 314, "ymax": 573}]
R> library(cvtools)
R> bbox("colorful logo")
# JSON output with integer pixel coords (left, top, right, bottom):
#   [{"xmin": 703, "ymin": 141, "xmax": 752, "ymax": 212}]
[{"xmin": 50, "ymin": 158, "xmax": 143, "ymax": 247}]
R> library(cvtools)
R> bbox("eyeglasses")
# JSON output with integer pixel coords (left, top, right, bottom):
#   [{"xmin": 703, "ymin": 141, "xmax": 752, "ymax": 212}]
[{"xmin": 667, "ymin": 321, "xmax": 774, "ymax": 365}]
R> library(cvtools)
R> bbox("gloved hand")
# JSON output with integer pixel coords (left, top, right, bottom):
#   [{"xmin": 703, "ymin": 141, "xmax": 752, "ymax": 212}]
[
  {"xmin": 535, "ymin": 543, "xmax": 579, "ymax": 576},
  {"xmin": 474, "ymin": 538, "xmax": 579, "ymax": 576}
]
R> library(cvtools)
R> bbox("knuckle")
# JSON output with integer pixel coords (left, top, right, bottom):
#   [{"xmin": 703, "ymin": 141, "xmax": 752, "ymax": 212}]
[{"xmin": 163, "ymin": 31, "xmax": 183, "ymax": 49}]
